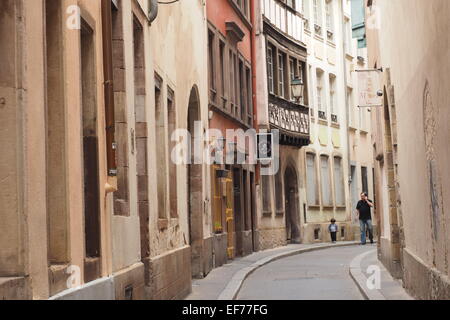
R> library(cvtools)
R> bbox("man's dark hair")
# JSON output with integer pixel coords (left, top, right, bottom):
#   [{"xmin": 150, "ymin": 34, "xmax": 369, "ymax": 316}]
[{"xmin": 361, "ymin": 192, "xmax": 368, "ymax": 197}]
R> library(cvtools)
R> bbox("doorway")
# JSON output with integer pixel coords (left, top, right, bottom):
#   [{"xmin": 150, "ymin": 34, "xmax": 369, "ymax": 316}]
[
  {"xmin": 284, "ymin": 165, "xmax": 300, "ymax": 243},
  {"xmin": 80, "ymin": 19, "xmax": 101, "ymax": 283},
  {"xmin": 233, "ymin": 167, "xmax": 243, "ymax": 257},
  {"xmin": 187, "ymin": 86, "xmax": 203, "ymax": 278}
]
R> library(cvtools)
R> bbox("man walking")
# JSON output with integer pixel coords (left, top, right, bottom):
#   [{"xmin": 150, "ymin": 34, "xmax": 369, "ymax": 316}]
[{"xmin": 356, "ymin": 192, "xmax": 374, "ymax": 245}]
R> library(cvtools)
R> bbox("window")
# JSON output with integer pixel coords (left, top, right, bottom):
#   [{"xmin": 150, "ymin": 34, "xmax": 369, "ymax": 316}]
[
  {"xmin": 219, "ymin": 40, "xmax": 226, "ymax": 108},
  {"xmin": 267, "ymin": 46, "xmax": 274, "ymax": 94},
  {"xmin": 208, "ymin": 30, "xmax": 216, "ymax": 100},
  {"xmin": 245, "ymin": 67, "xmax": 253, "ymax": 125},
  {"xmin": 233, "ymin": 0, "xmax": 249, "ymax": 17},
  {"xmin": 278, "ymin": 52, "xmax": 286, "ymax": 98},
  {"xmin": 155, "ymin": 76, "xmax": 167, "ymax": 219},
  {"xmin": 320, "ymin": 155, "xmax": 332, "ymax": 206},
  {"xmin": 306, "ymin": 153, "xmax": 319, "ymax": 205},
  {"xmin": 329, "ymin": 74, "xmax": 336, "ymax": 118},
  {"xmin": 313, "ymin": 0, "xmax": 322, "ymax": 31},
  {"xmin": 303, "ymin": 0, "xmax": 310, "ymax": 29},
  {"xmin": 239, "ymin": 59, "xmax": 246, "ymax": 120},
  {"xmin": 229, "ymin": 50, "xmax": 235, "ymax": 111},
  {"xmin": 333, "ymin": 157, "xmax": 345, "ymax": 206},
  {"xmin": 275, "ymin": 170, "xmax": 284, "ymax": 213},
  {"xmin": 212, "ymin": 166, "xmax": 223, "ymax": 233},
  {"xmin": 298, "ymin": 62, "xmax": 306, "ymax": 105},
  {"xmin": 361, "ymin": 166, "xmax": 368, "ymax": 195},
  {"xmin": 344, "ymin": 17, "xmax": 351, "ymax": 53},
  {"xmin": 347, "ymin": 88, "xmax": 354, "ymax": 126},
  {"xmin": 289, "ymin": 58, "xmax": 295, "ymax": 101},
  {"xmin": 286, "ymin": 0, "xmax": 295, "ymax": 10},
  {"xmin": 168, "ymin": 88, "xmax": 177, "ymax": 218},
  {"xmin": 308, "ymin": 65, "xmax": 313, "ymax": 116},
  {"xmin": 359, "ymin": 105, "xmax": 366, "ymax": 130},
  {"xmin": 233, "ymin": 53, "xmax": 239, "ymax": 115},
  {"xmin": 262, "ymin": 174, "xmax": 272, "ymax": 215},
  {"xmin": 325, "ymin": 0, "xmax": 334, "ymax": 40},
  {"xmin": 316, "ymin": 69, "xmax": 325, "ymax": 114}
]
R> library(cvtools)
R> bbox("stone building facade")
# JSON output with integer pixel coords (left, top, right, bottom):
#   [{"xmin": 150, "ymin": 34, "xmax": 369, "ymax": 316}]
[
  {"xmin": 366, "ymin": 0, "xmax": 450, "ymax": 299},
  {"xmin": 0, "ymin": 0, "xmax": 209, "ymax": 300},
  {"xmin": 147, "ymin": 0, "xmax": 210, "ymax": 298},
  {"xmin": 254, "ymin": 0, "xmax": 310, "ymax": 249},
  {"xmin": 0, "ymin": 0, "xmax": 147, "ymax": 300},
  {"xmin": 206, "ymin": 0, "xmax": 259, "ymax": 268},
  {"xmin": 300, "ymin": 0, "xmax": 354, "ymax": 244}
]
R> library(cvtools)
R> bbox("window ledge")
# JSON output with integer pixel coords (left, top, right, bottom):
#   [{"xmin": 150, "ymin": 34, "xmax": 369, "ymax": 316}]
[
  {"xmin": 262, "ymin": 211, "xmax": 272, "ymax": 217},
  {"xmin": 322, "ymin": 205, "xmax": 334, "ymax": 209},
  {"xmin": 275, "ymin": 210, "xmax": 284, "ymax": 217},
  {"xmin": 330, "ymin": 122, "xmax": 340, "ymax": 129},
  {"xmin": 318, "ymin": 119, "xmax": 328, "ymax": 126},
  {"xmin": 314, "ymin": 34, "xmax": 324, "ymax": 42},
  {"xmin": 308, "ymin": 204, "xmax": 321, "ymax": 209},
  {"xmin": 326, "ymin": 40, "xmax": 336, "ymax": 48},
  {"xmin": 360, "ymin": 128, "xmax": 369, "ymax": 134}
]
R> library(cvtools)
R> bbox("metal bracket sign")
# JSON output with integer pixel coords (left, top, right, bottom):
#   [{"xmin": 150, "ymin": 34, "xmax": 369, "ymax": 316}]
[
  {"xmin": 257, "ymin": 133, "xmax": 273, "ymax": 161},
  {"xmin": 355, "ymin": 68, "xmax": 383, "ymax": 108}
]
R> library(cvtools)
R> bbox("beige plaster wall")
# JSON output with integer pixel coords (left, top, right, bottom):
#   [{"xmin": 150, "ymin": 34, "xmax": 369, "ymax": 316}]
[
  {"xmin": 367, "ymin": 0, "xmax": 450, "ymax": 289},
  {"xmin": 148, "ymin": 0, "xmax": 210, "ymax": 257}
]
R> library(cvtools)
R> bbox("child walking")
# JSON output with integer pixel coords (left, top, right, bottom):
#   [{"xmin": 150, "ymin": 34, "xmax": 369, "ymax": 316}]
[{"xmin": 329, "ymin": 219, "xmax": 338, "ymax": 243}]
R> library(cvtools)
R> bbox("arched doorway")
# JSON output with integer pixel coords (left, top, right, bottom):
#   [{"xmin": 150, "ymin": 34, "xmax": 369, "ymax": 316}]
[
  {"xmin": 187, "ymin": 86, "xmax": 204, "ymax": 278},
  {"xmin": 284, "ymin": 165, "xmax": 301, "ymax": 243}
]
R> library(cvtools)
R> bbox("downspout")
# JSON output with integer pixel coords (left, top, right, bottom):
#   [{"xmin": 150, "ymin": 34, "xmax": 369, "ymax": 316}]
[
  {"xmin": 250, "ymin": 0, "xmax": 259, "ymax": 185},
  {"xmin": 101, "ymin": 0, "xmax": 117, "ymax": 179},
  {"xmin": 340, "ymin": 0, "xmax": 352, "ymax": 222},
  {"xmin": 149, "ymin": 0, "xmax": 159, "ymax": 23}
]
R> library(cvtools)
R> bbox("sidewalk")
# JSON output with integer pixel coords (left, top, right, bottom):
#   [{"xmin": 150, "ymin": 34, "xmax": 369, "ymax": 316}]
[
  {"xmin": 349, "ymin": 248, "xmax": 413, "ymax": 300},
  {"xmin": 185, "ymin": 241, "xmax": 358, "ymax": 300}
]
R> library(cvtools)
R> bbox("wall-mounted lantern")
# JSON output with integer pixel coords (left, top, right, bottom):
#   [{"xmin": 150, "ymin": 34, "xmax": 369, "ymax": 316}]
[{"xmin": 291, "ymin": 76, "xmax": 304, "ymax": 103}]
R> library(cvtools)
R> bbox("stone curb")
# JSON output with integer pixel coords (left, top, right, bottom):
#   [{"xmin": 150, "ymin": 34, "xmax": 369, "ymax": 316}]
[
  {"xmin": 349, "ymin": 248, "xmax": 386, "ymax": 300},
  {"xmin": 217, "ymin": 241, "xmax": 360, "ymax": 300}
]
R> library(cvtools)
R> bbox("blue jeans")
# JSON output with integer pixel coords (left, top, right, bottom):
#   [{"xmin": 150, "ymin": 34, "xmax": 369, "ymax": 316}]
[{"xmin": 359, "ymin": 219, "xmax": 373, "ymax": 244}]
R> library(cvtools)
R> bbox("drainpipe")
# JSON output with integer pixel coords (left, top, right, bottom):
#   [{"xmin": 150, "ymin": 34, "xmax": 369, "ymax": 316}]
[
  {"xmin": 101, "ymin": 0, "xmax": 117, "ymax": 178},
  {"xmin": 340, "ymin": 1, "xmax": 352, "ymax": 223},
  {"xmin": 149, "ymin": 0, "xmax": 159, "ymax": 23},
  {"xmin": 250, "ymin": 0, "xmax": 259, "ymax": 185}
]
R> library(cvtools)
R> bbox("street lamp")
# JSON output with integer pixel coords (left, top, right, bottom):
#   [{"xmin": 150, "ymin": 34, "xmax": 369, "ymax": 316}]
[{"xmin": 291, "ymin": 76, "xmax": 304, "ymax": 103}]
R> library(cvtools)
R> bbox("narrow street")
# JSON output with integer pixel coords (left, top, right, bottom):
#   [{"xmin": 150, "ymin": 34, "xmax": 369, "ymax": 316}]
[
  {"xmin": 237, "ymin": 245, "xmax": 371, "ymax": 300},
  {"xmin": 1, "ymin": 0, "xmax": 449, "ymax": 303}
]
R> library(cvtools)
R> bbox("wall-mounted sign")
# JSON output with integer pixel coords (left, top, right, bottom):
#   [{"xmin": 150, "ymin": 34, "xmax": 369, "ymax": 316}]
[
  {"xmin": 257, "ymin": 133, "xmax": 273, "ymax": 161},
  {"xmin": 356, "ymin": 69, "xmax": 383, "ymax": 107}
]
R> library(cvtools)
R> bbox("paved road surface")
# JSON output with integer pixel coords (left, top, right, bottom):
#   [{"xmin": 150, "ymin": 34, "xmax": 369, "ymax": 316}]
[{"xmin": 237, "ymin": 245, "xmax": 375, "ymax": 300}]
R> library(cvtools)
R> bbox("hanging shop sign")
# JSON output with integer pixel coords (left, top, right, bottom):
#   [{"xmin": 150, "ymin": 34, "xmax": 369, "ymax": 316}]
[{"xmin": 356, "ymin": 68, "xmax": 383, "ymax": 107}]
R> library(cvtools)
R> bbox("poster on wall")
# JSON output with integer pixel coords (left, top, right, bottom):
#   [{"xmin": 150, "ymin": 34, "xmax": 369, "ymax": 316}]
[{"xmin": 357, "ymin": 70, "xmax": 383, "ymax": 107}]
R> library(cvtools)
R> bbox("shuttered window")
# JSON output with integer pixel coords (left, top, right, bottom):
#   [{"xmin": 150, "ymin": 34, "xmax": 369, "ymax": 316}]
[
  {"xmin": 306, "ymin": 153, "xmax": 318, "ymax": 205},
  {"xmin": 262, "ymin": 174, "xmax": 272, "ymax": 214},
  {"xmin": 333, "ymin": 157, "xmax": 345, "ymax": 206},
  {"xmin": 320, "ymin": 155, "xmax": 332, "ymax": 206}
]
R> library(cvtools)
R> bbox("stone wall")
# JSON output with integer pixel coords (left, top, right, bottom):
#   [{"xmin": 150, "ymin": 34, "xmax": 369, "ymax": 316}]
[
  {"xmin": 145, "ymin": 246, "xmax": 192, "ymax": 300},
  {"xmin": 259, "ymin": 228, "xmax": 287, "ymax": 250},
  {"xmin": 403, "ymin": 248, "xmax": 450, "ymax": 299}
]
